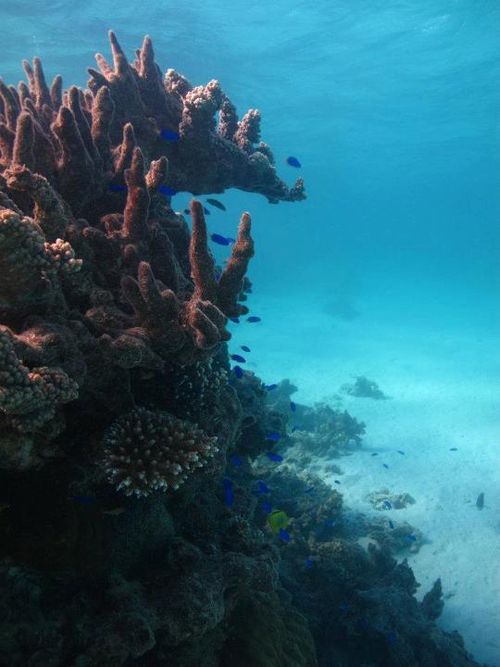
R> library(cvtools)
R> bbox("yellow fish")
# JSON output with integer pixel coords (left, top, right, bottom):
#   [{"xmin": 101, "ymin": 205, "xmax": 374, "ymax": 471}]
[{"xmin": 267, "ymin": 509, "xmax": 289, "ymax": 535}]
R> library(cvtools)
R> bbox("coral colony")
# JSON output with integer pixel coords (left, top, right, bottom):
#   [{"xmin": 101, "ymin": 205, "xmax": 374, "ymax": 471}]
[{"xmin": 0, "ymin": 32, "xmax": 480, "ymax": 666}]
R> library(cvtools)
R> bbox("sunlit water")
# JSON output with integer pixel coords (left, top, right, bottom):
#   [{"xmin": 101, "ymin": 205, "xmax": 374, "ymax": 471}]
[{"xmin": 1, "ymin": 0, "xmax": 499, "ymax": 663}]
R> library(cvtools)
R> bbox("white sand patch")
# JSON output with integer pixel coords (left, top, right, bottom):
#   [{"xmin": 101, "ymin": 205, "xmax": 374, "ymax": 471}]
[{"xmin": 229, "ymin": 293, "xmax": 500, "ymax": 666}]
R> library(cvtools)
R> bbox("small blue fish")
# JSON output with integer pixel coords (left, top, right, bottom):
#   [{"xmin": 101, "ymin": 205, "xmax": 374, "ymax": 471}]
[
  {"xmin": 160, "ymin": 128, "xmax": 179, "ymax": 142},
  {"xmin": 203, "ymin": 206, "xmax": 211, "ymax": 215},
  {"xmin": 214, "ymin": 270, "xmax": 222, "ymax": 281},
  {"xmin": 397, "ymin": 450, "xmax": 405, "ymax": 455},
  {"xmin": 265, "ymin": 432, "xmax": 281, "ymax": 442},
  {"xmin": 265, "ymin": 384, "xmax": 278, "ymax": 391},
  {"xmin": 231, "ymin": 354, "xmax": 246, "ymax": 363},
  {"xmin": 184, "ymin": 208, "xmax": 190, "ymax": 215},
  {"xmin": 257, "ymin": 480, "xmax": 270, "ymax": 494},
  {"xmin": 211, "ymin": 233, "xmax": 231, "ymax": 246},
  {"xmin": 261, "ymin": 501, "xmax": 273, "ymax": 514},
  {"xmin": 233, "ymin": 365, "xmax": 244, "ymax": 379},
  {"xmin": 279, "ymin": 528, "xmax": 291, "ymax": 543},
  {"xmin": 304, "ymin": 486, "xmax": 315, "ymax": 495},
  {"xmin": 405, "ymin": 534, "xmax": 417, "ymax": 542},
  {"xmin": 266, "ymin": 452, "xmax": 283, "ymax": 462},
  {"xmin": 290, "ymin": 401, "xmax": 296, "ymax": 412},
  {"xmin": 383, "ymin": 463, "xmax": 389, "ymax": 469},
  {"xmin": 230, "ymin": 454, "xmax": 242, "ymax": 467},
  {"xmin": 247, "ymin": 316, "xmax": 261, "ymax": 323},
  {"xmin": 229, "ymin": 317, "xmax": 240, "ymax": 324},
  {"xmin": 449, "ymin": 447, "xmax": 458, "ymax": 451},
  {"xmin": 206, "ymin": 198, "xmax": 226, "ymax": 211},
  {"xmin": 383, "ymin": 500, "xmax": 392, "ymax": 510},
  {"xmin": 108, "ymin": 184, "xmax": 127, "ymax": 192},
  {"xmin": 240, "ymin": 345, "xmax": 251, "ymax": 352},
  {"xmin": 158, "ymin": 184, "xmax": 177, "ymax": 196},
  {"xmin": 286, "ymin": 156, "xmax": 301, "ymax": 168},
  {"xmin": 371, "ymin": 452, "xmax": 378, "ymax": 457},
  {"xmin": 305, "ymin": 558, "xmax": 314, "ymax": 569},
  {"xmin": 71, "ymin": 495, "xmax": 97, "ymax": 505},
  {"xmin": 223, "ymin": 478, "xmax": 233, "ymax": 507},
  {"xmin": 334, "ymin": 480, "xmax": 341, "ymax": 485},
  {"xmin": 386, "ymin": 631, "xmax": 398, "ymax": 645},
  {"xmin": 388, "ymin": 520, "xmax": 394, "ymax": 529}
]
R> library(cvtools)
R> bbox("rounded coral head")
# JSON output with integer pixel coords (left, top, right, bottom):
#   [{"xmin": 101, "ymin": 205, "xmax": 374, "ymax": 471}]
[{"xmin": 101, "ymin": 407, "xmax": 218, "ymax": 497}]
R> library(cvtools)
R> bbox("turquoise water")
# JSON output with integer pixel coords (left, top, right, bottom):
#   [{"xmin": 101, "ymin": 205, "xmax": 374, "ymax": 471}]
[{"xmin": 1, "ymin": 0, "xmax": 499, "ymax": 663}]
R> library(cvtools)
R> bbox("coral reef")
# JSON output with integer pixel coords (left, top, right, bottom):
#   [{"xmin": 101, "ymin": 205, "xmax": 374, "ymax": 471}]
[
  {"xmin": 0, "ymin": 32, "xmax": 482, "ymax": 667},
  {"xmin": 288, "ymin": 402, "xmax": 366, "ymax": 458},
  {"xmin": 367, "ymin": 488, "xmax": 416, "ymax": 511},
  {"xmin": 341, "ymin": 375, "xmax": 389, "ymax": 399}
]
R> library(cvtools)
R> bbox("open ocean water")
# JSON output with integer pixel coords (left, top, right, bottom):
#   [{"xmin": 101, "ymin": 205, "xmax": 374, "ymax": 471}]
[{"xmin": 1, "ymin": 0, "xmax": 499, "ymax": 664}]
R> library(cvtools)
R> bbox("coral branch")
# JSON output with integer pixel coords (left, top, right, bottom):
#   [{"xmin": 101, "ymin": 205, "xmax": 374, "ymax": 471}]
[{"xmin": 217, "ymin": 212, "xmax": 254, "ymax": 317}]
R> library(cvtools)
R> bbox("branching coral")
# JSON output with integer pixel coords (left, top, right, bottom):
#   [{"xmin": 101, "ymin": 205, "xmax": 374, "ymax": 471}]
[
  {"xmin": 1, "ymin": 31, "xmax": 305, "ymax": 205},
  {"xmin": 101, "ymin": 407, "xmax": 219, "ymax": 497}
]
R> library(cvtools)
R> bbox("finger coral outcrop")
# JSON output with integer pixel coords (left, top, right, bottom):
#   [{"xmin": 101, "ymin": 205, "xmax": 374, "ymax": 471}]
[
  {"xmin": 101, "ymin": 407, "xmax": 219, "ymax": 497},
  {"xmin": 1, "ymin": 31, "xmax": 305, "ymax": 206}
]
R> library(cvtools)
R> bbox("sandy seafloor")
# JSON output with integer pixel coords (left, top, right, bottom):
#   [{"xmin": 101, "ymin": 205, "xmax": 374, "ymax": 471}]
[{"xmin": 226, "ymin": 288, "xmax": 500, "ymax": 667}]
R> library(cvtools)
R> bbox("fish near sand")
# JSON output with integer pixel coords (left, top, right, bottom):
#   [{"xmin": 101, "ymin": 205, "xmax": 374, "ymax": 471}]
[
  {"xmin": 206, "ymin": 198, "xmax": 226, "ymax": 211},
  {"xmin": 476, "ymin": 492, "xmax": 484, "ymax": 509}
]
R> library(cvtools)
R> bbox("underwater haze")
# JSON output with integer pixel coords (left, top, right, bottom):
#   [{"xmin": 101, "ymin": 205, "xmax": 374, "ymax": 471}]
[{"xmin": 0, "ymin": 0, "xmax": 499, "ymax": 665}]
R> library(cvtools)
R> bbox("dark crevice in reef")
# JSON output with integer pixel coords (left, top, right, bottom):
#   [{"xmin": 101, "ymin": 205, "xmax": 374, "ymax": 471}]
[{"xmin": 0, "ymin": 31, "xmax": 482, "ymax": 667}]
